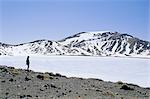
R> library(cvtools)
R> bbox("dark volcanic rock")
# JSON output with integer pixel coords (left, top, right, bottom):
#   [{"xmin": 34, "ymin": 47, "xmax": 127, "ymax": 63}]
[
  {"xmin": 0, "ymin": 65, "xmax": 149, "ymax": 99},
  {"xmin": 120, "ymin": 84, "xmax": 134, "ymax": 90}
]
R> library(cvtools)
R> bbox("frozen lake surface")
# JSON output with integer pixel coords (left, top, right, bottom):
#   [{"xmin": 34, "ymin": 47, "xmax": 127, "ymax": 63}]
[{"xmin": 0, "ymin": 56, "xmax": 149, "ymax": 87}]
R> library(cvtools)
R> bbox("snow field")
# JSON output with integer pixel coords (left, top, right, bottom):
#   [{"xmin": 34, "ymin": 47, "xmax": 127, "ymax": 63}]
[{"xmin": 0, "ymin": 56, "xmax": 149, "ymax": 87}]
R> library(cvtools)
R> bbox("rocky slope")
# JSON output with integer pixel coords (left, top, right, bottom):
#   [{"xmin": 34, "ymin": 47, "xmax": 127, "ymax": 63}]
[
  {"xmin": 0, "ymin": 31, "xmax": 150, "ymax": 57},
  {"xmin": 0, "ymin": 65, "xmax": 150, "ymax": 99}
]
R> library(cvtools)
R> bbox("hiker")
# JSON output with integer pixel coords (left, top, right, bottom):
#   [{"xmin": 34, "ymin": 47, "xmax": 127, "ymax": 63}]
[{"xmin": 26, "ymin": 56, "xmax": 30, "ymax": 71}]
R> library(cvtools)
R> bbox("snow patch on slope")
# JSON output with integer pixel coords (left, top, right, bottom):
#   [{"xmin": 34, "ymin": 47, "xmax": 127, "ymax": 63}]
[{"xmin": 0, "ymin": 31, "xmax": 150, "ymax": 58}]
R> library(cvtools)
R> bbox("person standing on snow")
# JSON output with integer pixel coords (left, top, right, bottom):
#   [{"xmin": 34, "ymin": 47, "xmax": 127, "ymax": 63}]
[{"xmin": 26, "ymin": 56, "xmax": 30, "ymax": 71}]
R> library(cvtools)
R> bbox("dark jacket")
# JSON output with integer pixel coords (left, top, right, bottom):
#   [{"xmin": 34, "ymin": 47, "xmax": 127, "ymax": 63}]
[{"xmin": 26, "ymin": 56, "xmax": 30, "ymax": 66}]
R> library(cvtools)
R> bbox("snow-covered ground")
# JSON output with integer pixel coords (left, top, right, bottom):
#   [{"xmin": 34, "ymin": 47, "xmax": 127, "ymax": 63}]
[{"xmin": 0, "ymin": 56, "xmax": 149, "ymax": 87}]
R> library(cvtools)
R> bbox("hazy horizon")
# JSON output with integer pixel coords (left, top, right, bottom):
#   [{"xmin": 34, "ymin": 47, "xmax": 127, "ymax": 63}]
[{"xmin": 0, "ymin": 0, "xmax": 149, "ymax": 44}]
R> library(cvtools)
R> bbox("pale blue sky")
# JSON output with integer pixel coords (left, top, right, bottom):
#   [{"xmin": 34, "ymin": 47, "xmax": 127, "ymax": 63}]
[{"xmin": 0, "ymin": 0, "xmax": 149, "ymax": 44}]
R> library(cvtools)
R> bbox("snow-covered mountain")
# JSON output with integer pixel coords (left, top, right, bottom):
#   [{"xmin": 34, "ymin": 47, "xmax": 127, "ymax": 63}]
[
  {"xmin": 0, "ymin": 40, "xmax": 82, "ymax": 56},
  {"xmin": 0, "ymin": 31, "xmax": 150, "ymax": 57}
]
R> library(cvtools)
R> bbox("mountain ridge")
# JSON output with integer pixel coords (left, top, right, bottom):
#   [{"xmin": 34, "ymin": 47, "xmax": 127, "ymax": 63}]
[{"xmin": 0, "ymin": 31, "xmax": 150, "ymax": 57}]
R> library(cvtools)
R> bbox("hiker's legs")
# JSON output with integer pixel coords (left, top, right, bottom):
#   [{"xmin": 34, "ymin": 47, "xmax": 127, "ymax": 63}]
[{"xmin": 27, "ymin": 65, "xmax": 29, "ymax": 71}]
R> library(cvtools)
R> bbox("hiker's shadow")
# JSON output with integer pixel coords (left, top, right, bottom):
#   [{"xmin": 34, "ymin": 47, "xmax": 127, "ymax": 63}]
[{"xmin": 25, "ymin": 70, "xmax": 31, "ymax": 81}]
